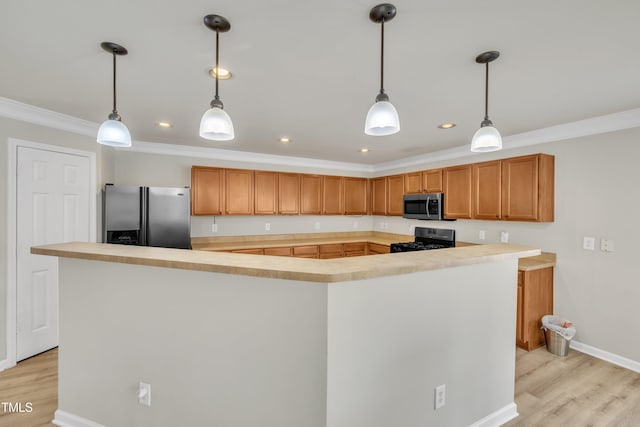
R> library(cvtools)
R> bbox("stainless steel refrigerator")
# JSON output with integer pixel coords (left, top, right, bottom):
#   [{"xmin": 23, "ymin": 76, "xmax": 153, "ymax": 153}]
[{"xmin": 103, "ymin": 184, "xmax": 191, "ymax": 249}]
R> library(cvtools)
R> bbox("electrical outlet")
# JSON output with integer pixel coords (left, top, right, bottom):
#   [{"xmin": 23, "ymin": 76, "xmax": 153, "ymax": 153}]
[
  {"xmin": 583, "ymin": 236, "xmax": 595, "ymax": 250},
  {"xmin": 479, "ymin": 230, "xmax": 486, "ymax": 240},
  {"xmin": 500, "ymin": 231, "xmax": 509, "ymax": 243},
  {"xmin": 600, "ymin": 238, "xmax": 614, "ymax": 252},
  {"xmin": 314, "ymin": 222, "xmax": 321, "ymax": 230},
  {"xmin": 211, "ymin": 223, "xmax": 218, "ymax": 233},
  {"xmin": 265, "ymin": 223, "xmax": 271, "ymax": 231},
  {"xmin": 138, "ymin": 382, "xmax": 151, "ymax": 407},
  {"xmin": 434, "ymin": 384, "xmax": 446, "ymax": 410}
]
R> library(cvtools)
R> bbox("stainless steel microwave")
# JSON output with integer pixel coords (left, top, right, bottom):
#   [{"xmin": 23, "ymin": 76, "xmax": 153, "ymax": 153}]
[{"xmin": 402, "ymin": 193, "xmax": 445, "ymax": 220}]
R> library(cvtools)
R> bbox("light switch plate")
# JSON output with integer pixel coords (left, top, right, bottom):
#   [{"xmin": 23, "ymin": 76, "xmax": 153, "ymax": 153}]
[{"xmin": 500, "ymin": 231, "xmax": 509, "ymax": 243}]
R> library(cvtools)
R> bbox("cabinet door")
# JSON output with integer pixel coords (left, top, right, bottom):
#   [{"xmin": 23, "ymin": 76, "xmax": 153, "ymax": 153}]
[
  {"xmin": 443, "ymin": 165, "xmax": 472, "ymax": 219},
  {"xmin": 344, "ymin": 177, "xmax": 368, "ymax": 215},
  {"xmin": 300, "ymin": 174, "xmax": 322, "ymax": 215},
  {"xmin": 404, "ymin": 172, "xmax": 422, "ymax": 194},
  {"xmin": 371, "ymin": 177, "xmax": 387, "ymax": 216},
  {"xmin": 231, "ymin": 248, "xmax": 263, "ymax": 255},
  {"xmin": 473, "ymin": 160, "xmax": 501, "ymax": 220},
  {"xmin": 344, "ymin": 242, "xmax": 366, "ymax": 257},
  {"xmin": 254, "ymin": 171, "xmax": 278, "ymax": 215},
  {"xmin": 278, "ymin": 173, "xmax": 300, "ymax": 215},
  {"xmin": 191, "ymin": 166, "xmax": 224, "ymax": 216},
  {"xmin": 322, "ymin": 176, "xmax": 344, "ymax": 215},
  {"xmin": 292, "ymin": 245, "xmax": 319, "ymax": 258},
  {"xmin": 264, "ymin": 246, "xmax": 292, "ymax": 257},
  {"xmin": 225, "ymin": 169, "xmax": 254, "ymax": 215},
  {"xmin": 387, "ymin": 175, "xmax": 405, "ymax": 216},
  {"xmin": 423, "ymin": 169, "xmax": 443, "ymax": 193},
  {"xmin": 319, "ymin": 244, "xmax": 343, "ymax": 259},
  {"xmin": 502, "ymin": 154, "xmax": 554, "ymax": 222},
  {"xmin": 516, "ymin": 272, "xmax": 525, "ymax": 347},
  {"xmin": 367, "ymin": 243, "xmax": 389, "ymax": 254}
]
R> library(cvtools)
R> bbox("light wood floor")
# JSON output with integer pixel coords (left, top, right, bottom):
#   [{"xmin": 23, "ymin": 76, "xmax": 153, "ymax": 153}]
[
  {"xmin": 1, "ymin": 347, "xmax": 639, "ymax": 426},
  {"xmin": 0, "ymin": 348, "xmax": 57, "ymax": 427},
  {"xmin": 505, "ymin": 347, "xmax": 640, "ymax": 427}
]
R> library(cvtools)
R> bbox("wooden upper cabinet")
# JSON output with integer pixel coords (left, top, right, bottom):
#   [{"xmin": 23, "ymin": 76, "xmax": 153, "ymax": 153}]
[
  {"xmin": 191, "ymin": 166, "xmax": 224, "ymax": 216},
  {"xmin": 501, "ymin": 154, "xmax": 554, "ymax": 222},
  {"xmin": 404, "ymin": 172, "xmax": 422, "ymax": 194},
  {"xmin": 387, "ymin": 174, "xmax": 405, "ymax": 216},
  {"xmin": 300, "ymin": 174, "xmax": 322, "ymax": 215},
  {"xmin": 225, "ymin": 169, "xmax": 254, "ymax": 215},
  {"xmin": 278, "ymin": 173, "xmax": 300, "ymax": 215},
  {"xmin": 423, "ymin": 169, "xmax": 443, "ymax": 193},
  {"xmin": 254, "ymin": 171, "xmax": 278, "ymax": 215},
  {"xmin": 344, "ymin": 177, "xmax": 368, "ymax": 215},
  {"xmin": 472, "ymin": 160, "xmax": 502, "ymax": 220},
  {"xmin": 443, "ymin": 165, "xmax": 472, "ymax": 219},
  {"xmin": 371, "ymin": 177, "xmax": 387, "ymax": 216},
  {"xmin": 322, "ymin": 175, "xmax": 344, "ymax": 215}
]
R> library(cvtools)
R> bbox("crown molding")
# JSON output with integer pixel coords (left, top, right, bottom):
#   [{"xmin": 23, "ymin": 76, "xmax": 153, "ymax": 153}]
[
  {"xmin": 127, "ymin": 140, "xmax": 375, "ymax": 174},
  {"xmin": 2, "ymin": 97, "xmax": 640, "ymax": 175},
  {"xmin": 0, "ymin": 96, "xmax": 97, "ymax": 137},
  {"xmin": 374, "ymin": 108, "xmax": 640, "ymax": 173}
]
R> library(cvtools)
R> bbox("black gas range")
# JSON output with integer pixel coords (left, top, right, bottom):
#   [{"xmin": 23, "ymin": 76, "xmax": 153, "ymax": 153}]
[{"xmin": 390, "ymin": 227, "xmax": 456, "ymax": 252}]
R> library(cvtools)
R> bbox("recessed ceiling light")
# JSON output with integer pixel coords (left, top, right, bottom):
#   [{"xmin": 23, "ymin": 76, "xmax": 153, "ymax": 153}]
[
  {"xmin": 438, "ymin": 123, "xmax": 456, "ymax": 129},
  {"xmin": 359, "ymin": 148, "xmax": 369, "ymax": 153},
  {"xmin": 157, "ymin": 121, "xmax": 173, "ymax": 128},
  {"xmin": 279, "ymin": 137, "xmax": 291, "ymax": 144},
  {"xmin": 208, "ymin": 67, "xmax": 232, "ymax": 80}
]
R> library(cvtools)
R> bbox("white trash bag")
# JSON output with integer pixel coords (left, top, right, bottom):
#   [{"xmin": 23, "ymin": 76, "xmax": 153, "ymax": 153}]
[{"xmin": 541, "ymin": 315, "xmax": 576, "ymax": 341}]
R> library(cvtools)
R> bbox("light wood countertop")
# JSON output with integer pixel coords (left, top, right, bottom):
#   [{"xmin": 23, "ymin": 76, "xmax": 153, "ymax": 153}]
[{"xmin": 32, "ymin": 242, "xmax": 540, "ymax": 283}]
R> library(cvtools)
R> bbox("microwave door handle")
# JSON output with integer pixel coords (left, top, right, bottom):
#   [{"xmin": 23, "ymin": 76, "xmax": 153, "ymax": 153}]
[{"xmin": 425, "ymin": 195, "xmax": 431, "ymax": 216}]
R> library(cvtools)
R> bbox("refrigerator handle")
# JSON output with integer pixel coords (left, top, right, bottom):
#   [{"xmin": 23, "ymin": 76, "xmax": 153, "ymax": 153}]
[{"xmin": 140, "ymin": 187, "xmax": 148, "ymax": 246}]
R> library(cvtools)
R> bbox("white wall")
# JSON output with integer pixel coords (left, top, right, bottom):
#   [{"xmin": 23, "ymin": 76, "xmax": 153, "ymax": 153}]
[{"xmin": 0, "ymin": 117, "xmax": 114, "ymax": 362}]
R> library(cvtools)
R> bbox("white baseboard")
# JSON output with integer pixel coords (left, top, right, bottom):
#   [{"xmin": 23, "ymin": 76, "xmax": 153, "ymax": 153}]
[
  {"xmin": 0, "ymin": 358, "xmax": 16, "ymax": 372},
  {"xmin": 52, "ymin": 410, "xmax": 105, "ymax": 427},
  {"xmin": 570, "ymin": 340, "xmax": 640, "ymax": 373},
  {"xmin": 467, "ymin": 402, "xmax": 518, "ymax": 427}
]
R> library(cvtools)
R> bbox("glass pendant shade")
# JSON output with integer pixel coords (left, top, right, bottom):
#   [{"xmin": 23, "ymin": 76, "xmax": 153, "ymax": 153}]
[
  {"xmin": 199, "ymin": 106, "xmax": 235, "ymax": 141},
  {"xmin": 365, "ymin": 100, "xmax": 400, "ymax": 136},
  {"xmin": 470, "ymin": 124, "xmax": 502, "ymax": 152},
  {"xmin": 97, "ymin": 118, "xmax": 132, "ymax": 147}
]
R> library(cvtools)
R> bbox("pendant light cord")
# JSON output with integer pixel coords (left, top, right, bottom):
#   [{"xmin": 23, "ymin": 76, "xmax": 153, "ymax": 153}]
[
  {"xmin": 215, "ymin": 30, "xmax": 220, "ymax": 100},
  {"xmin": 380, "ymin": 19, "xmax": 385, "ymax": 94},
  {"xmin": 484, "ymin": 62, "xmax": 489, "ymax": 121},
  {"xmin": 112, "ymin": 52, "xmax": 118, "ymax": 115}
]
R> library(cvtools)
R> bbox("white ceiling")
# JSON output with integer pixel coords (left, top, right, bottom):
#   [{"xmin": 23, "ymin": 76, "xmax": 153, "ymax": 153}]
[{"xmin": 2, "ymin": 0, "xmax": 639, "ymax": 164}]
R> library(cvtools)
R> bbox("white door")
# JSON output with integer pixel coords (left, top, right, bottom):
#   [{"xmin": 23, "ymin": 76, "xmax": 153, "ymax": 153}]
[{"xmin": 16, "ymin": 146, "xmax": 91, "ymax": 361}]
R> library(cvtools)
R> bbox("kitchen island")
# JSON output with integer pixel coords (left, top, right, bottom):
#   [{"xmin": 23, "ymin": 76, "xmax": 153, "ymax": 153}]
[{"xmin": 33, "ymin": 242, "xmax": 539, "ymax": 427}]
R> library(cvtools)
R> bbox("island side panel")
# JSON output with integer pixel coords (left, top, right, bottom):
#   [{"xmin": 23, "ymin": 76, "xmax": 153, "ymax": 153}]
[
  {"xmin": 57, "ymin": 258, "xmax": 328, "ymax": 427},
  {"xmin": 326, "ymin": 260, "xmax": 518, "ymax": 427}
]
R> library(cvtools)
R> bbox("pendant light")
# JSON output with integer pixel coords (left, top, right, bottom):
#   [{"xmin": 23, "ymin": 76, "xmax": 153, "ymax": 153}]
[
  {"xmin": 364, "ymin": 3, "xmax": 400, "ymax": 136},
  {"xmin": 97, "ymin": 42, "xmax": 131, "ymax": 147},
  {"xmin": 200, "ymin": 14, "xmax": 234, "ymax": 141},
  {"xmin": 470, "ymin": 51, "xmax": 502, "ymax": 152}
]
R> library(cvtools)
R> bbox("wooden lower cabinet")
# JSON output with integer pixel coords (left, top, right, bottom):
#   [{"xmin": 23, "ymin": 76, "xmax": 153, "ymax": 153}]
[
  {"xmin": 517, "ymin": 267, "xmax": 554, "ymax": 351},
  {"xmin": 263, "ymin": 246, "xmax": 292, "ymax": 257},
  {"xmin": 344, "ymin": 242, "xmax": 366, "ymax": 257},
  {"xmin": 292, "ymin": 245, "xmax": 319, "ymax": 258},
  {"xmin": 319, "ymin": 244, "xmax": 343, "ymax": 259},
  {"xmin": 367, "ymin": 243, "xmax": 390, "ymax": 255},
  {"xmin": 231, "ymin": 248, "xmax": 264, "ymax": 255}
]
